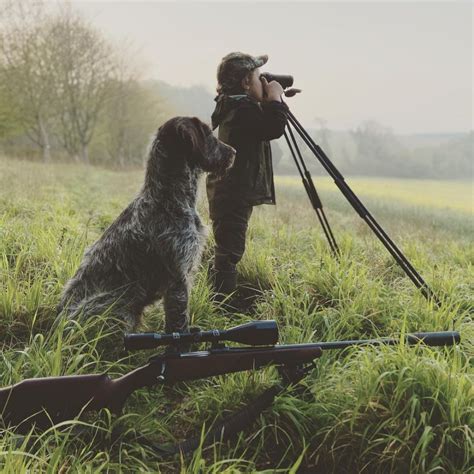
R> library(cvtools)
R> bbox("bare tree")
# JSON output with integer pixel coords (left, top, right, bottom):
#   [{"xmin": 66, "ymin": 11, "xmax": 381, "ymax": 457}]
[
  {"xmin": 47, "ymin": 8, "xmax": 116, "ymax": 163},
  {"xmin": 0, "ymin": 1, "xmax": 55, "ymax": 161},
  {"xmin": 351, "ymin": 120, "xmax": 408, "ymax": 176},
  {"xmin": 314, "ymin": 116, "xmax": 332, "ymax": 156},
  {"xmin": 0, "ymin": 3, "xmax": 165, "ymax": 165},
  {"xmin": 99, "ymin": 51, "xmax": 168, "ymax": 167}
]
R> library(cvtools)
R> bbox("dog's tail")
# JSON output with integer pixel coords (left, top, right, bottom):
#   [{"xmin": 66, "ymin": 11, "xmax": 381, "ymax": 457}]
[{"xmin": 55, "ymin": 291, "xmax": 137, "ymax": 332}]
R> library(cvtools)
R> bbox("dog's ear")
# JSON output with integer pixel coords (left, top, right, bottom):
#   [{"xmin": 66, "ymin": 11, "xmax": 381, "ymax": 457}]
[
  {"xmin": 177, "ymin": 117, "xmax": 208, "ymax": 163},
  {"xmin": 158, "ymin": 117, "xmax": 206, "ymax": 159},
  {"xmin": 168, "ymin": 117, "xmax": 210, "ymax": 164},
  {"xmin": 158, "ymin": 118, "xmax": 181, "ymax": 151}
]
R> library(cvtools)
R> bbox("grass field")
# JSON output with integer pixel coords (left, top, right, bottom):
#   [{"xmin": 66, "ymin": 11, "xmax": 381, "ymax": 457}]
[
  {"xmin": 0, "ymin": 156, "xmax": 473, "ymax": 473},
  {"xmin": 276, "ymin": 176, "xmax": 473, "ymax": 214}
]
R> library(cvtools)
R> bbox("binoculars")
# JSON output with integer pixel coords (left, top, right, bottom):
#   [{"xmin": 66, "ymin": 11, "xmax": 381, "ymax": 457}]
[{"xmin": 260, "ymin": 73, "xmax": 294, "ymax": 90}]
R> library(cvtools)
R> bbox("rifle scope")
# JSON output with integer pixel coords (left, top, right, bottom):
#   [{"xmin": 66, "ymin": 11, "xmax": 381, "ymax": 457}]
[
  {"xmin": 124, "ymin": 320, "xmax": 279, "ymax": 351},
  {"xmin": 260, "ymin": 73, "xmax": 294, "ymax": 89}
]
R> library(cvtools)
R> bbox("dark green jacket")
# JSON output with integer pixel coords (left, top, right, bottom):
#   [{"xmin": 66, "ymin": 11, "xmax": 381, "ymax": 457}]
[{"xmin": 206, "ymin": 94, "xmax": 289, "ymax": 219}]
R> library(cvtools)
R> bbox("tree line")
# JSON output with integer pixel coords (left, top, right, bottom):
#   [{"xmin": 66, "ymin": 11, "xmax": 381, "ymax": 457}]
[
  {"xmin": 272, "ymin": 121, "xmax": 472, "ymax": 180},
  {"xmin": 0, "ymin": 2, "xmax": 170, "ymax": 166}
]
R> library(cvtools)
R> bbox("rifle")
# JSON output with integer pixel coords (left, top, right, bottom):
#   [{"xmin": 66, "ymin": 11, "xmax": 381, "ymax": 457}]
[{"xmin": 0, "ymin": 320, "xmax": 460, "ymax": 454}]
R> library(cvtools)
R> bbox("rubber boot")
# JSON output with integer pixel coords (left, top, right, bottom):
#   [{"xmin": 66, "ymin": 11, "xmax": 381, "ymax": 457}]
[
  {"xmin": 213, "ymin": 269, "xmax": 244, "ymax": 314},
  {"xmin": 213, "ymin": 269, "xmax": 237, "ymax": 302}
]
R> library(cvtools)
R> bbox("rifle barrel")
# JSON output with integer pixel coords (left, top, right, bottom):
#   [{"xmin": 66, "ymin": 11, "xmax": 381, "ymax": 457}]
[{"xmin": 314, "ymin": 331, "xmax": 460, "ymax": 350}]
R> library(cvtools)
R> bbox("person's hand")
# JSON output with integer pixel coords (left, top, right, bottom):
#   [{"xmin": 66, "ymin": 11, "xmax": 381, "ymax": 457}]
[{"xmin": 261, "ymin": 76, "xmax": 284, "ymax": 102}]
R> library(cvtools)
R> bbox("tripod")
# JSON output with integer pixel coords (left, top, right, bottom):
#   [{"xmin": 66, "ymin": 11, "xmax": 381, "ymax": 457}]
[{"xmin": 282, "ymin": 106, "xmax": 439, "ymax": 305}]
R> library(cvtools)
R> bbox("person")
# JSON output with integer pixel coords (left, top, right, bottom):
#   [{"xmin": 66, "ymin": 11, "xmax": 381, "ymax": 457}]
[{"xmin": 206, "ymin": 52, "xmax": 289, "ymax": 306}]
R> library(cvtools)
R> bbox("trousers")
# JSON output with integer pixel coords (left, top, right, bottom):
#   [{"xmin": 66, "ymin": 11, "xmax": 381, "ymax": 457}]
[{"xmin": 212, "ymin": 205, "xmax": 253, "ymax": 272}]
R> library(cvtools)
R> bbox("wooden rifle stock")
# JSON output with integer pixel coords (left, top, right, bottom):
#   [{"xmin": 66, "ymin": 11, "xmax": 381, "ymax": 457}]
[{"xmin": 0, "ymin": 364, "xmax": 161, "ymax": 431}]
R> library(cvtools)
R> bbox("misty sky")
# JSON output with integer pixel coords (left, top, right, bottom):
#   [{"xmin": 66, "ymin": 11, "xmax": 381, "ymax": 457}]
[{"xmin": 70, "ymin": 1, "xmax": 473, "ymax": 134}]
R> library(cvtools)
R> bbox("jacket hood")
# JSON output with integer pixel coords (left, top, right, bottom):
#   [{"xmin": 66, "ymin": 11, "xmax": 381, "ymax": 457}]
[{"xmin": 211, "ymin": 94, "xmax": 251, "ymax": 130}]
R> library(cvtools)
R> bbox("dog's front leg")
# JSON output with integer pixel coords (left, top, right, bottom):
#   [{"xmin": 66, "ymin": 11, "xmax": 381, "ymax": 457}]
[{"xmin": 163, "ymin": 278, "xmax": 189, "ymax": 334}]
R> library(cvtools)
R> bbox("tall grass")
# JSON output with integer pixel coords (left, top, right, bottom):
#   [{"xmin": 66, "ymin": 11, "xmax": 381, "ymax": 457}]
[{"xmin": 1, "ymin": 157, "xmax": 472, "ymax": 472}]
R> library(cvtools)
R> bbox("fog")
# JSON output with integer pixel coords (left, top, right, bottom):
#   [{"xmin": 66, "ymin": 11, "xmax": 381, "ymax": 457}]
[{"xmin": 71, "ymin": 0, "xmax": 473, "ymax": 135}]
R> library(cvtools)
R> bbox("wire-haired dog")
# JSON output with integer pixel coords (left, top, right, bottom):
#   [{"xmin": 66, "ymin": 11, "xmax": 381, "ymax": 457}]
[{"xmin": 57, "ymin": 117, "xmax": 235, "ymax": 333}]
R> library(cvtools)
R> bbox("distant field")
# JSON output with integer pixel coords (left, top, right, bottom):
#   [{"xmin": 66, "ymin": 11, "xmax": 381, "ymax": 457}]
[{"xmin": 276, "ymin": 175, "xmax": 473, "ymax": 214}]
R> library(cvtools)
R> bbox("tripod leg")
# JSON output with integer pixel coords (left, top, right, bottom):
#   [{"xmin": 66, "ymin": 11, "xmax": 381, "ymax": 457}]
[
  {"xmin": 285, "ymin": 123, "xmax": 340, "ymax": 257},
  {"xmin": 286, "ymin": 110, "xmax": 439, "ymax": 306},
  {"xmin": 283, "ymin": 128, "xmax": 340, "ymax": 258}
]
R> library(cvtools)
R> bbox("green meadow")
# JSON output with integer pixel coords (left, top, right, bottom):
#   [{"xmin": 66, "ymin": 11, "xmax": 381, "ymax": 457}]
[
  {"xmin": 0, "ymin": 156, "xmax": 472, "ymax": 473},
  {"xmin": 276, "ymin": 176, "xmax": 472, "ymax": 214}
]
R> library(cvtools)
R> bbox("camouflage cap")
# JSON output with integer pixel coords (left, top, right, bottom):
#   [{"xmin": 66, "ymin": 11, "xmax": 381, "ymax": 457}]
[{"xmin": 217, "ymin": 52, "xmax": 268, "ymax": 94}]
